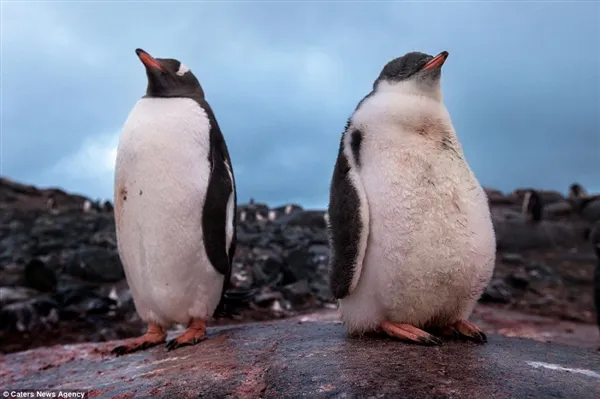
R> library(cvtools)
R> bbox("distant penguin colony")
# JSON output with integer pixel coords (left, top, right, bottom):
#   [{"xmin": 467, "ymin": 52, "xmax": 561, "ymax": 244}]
[
  {"xmin": 111, "ymin": 48, "xmax": 250, "ymax": 355},
  {"xmin": 326, "ymin": 51, "xmax": 496, "ymax": 345},
  {"xmin": 521, "ymin": 189, "xmax": 543, "ymax": 223}
]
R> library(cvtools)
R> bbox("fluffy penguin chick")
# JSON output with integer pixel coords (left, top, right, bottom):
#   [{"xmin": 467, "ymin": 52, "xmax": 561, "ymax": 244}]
[
  {"xmin": 327, "ymin": 50, "xmax": 496, "ymax": 345},
  {"xmin": 111, "ymin": 49, "xmax": 237, "ymax": 355}
]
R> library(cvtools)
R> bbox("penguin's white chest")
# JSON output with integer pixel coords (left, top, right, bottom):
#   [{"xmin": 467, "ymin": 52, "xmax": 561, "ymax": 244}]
[
  {"xmin": 340, "ymin": 120, "xmax": 496, "ymax": 331},
  {"xmin": 114, "ymin": 97, "xmax": 224, "ymax": 325}
]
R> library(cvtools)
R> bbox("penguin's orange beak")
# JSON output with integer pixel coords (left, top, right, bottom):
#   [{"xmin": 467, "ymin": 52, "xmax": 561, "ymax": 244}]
[
  {"xmin": 421, "ymin": 51, "xmax": 449, "ymax": 71},
  {"xmin": 135, "ymin": 48, "xmax": 163, "ymax": 71}
]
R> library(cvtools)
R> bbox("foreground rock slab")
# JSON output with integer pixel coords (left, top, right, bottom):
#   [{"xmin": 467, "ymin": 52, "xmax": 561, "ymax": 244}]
[{"xmin": 2, "ymin": 319, "xmax": 600, "ymax": 399}]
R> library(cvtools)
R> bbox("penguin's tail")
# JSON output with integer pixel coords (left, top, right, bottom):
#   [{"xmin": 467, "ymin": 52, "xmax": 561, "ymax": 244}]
[{"xmin": 213, "ymin": 287, "xmax": 257, "ymax": 319}]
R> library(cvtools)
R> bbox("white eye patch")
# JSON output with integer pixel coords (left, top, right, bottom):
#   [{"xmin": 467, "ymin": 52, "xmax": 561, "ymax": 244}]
[{"xmin": 176, "ymin": 63, "xmax": 190, "ymax": 76}]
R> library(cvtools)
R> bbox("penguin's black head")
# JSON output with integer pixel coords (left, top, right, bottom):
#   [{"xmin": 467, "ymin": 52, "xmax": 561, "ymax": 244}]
[
  {"xmin": 135, "ymin": 48, "xmax": 204, "ymax": 99},
  {"xmin": 374, "ymin": 50, "xmax": 448, "ymax": 90}
]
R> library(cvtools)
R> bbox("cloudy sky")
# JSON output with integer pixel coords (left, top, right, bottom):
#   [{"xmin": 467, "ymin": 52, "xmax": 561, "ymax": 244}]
[{"xmin": 2, "ymin": 1, "xmax": 599, "ymax": 209}]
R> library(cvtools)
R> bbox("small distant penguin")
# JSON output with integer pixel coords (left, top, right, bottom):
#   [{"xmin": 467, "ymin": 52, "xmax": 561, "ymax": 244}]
[
  {"xmin": 102, "ymin": 200, "xmax": 114, "ymax": 212},
  {"xmin": 327, "ymin": 51, "xmax": 496, "ymax": 345},
  {"xmin": 568, "ymin": 183, "xmax": 593, "ymax": 214},
  {"xmin": 569, "ymin": 183, "xmax": 588, "ymax": 200},
  {"xmin": 521, "ymin": 189, "xmax": 543, "ymax": 223},
  {"xmin": 112, "ymin": 48, "xmax": 243, "ymax": 355},
  {"xmin": 82, "ymin": 200, "xmax": 92, "ymax": 213},
  {"xmin": 268, "ymin": 210, "xmax": 277, "ymax": 221},
  {"xmin": 45, "ymin": 195, "xmax": 56, "ymax": 211}
]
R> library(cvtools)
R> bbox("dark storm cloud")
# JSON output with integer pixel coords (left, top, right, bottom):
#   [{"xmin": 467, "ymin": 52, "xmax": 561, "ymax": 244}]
[{"xmin": 2, "ymin": 2, "xmax": 599, "ymax": 208}]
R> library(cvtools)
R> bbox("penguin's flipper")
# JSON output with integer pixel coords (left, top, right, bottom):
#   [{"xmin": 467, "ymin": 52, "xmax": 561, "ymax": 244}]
[
  {"xmin": 328, "ymin": 128, "xmax": 370, "ymax": 299},
  {"xmin": 198, "ymin": 100, "xmax": 247, "ymax": 319},
  {"xmin": 201, "ymin": 100, "xmax": 236, "ymax": 279}
]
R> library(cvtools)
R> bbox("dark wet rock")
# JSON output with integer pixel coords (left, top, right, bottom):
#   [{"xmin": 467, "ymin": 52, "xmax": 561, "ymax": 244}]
[
  {"xmin": 283, "ymin": 247, "xmax": 318, "ymax": 283},
  {"xmin": 525, "ymin": 263, "xmax": 561, "ymax": 285},
  {"xmin": 480, "ymin": 278, "xmax": 515, "ymax": 304},
  {"xmin": 23, "ymin": 258, "xmax": 57, "ymax": 292},
  {"xmin": 281, "ymin": 279, "xmax": 313, "ymax": 306},
  {"xmin": 0, "ymin": 287, "xmax": 39, "ymax": 307},
  {"xmin": 544, "ymin": 201, "xmax": 573, "ymax": 219},
  {"xmin": 485, "ymin": 188, "xmax": 518, "ymax": 206},
  {"xmin": 274, "ymin": 210, "xmax": 327, "ymax": 229},
  {"xmin": 253, "ymin": 291, "xmax": 283, "ymax": 307},
  {"xmin": 493, "ymin": 219, "xmax": 579, "ymax": 251},
  {"xmin": 54, "ymin": 284, "xmax": 117, "ymax": 319},
  {"xmin": 501, "ymin": 253, "xmax": 524, "ymax": 265},
  {"xmin": 0, "ymin": 296, "xmax": 60, "ymax": 332},
  {"xmin": 64, "ymin": 247, "xmax": 124, "ymax": 283},
  {"xmin": 2, "ymin": 320, "xmax": 600, "ymax": 399},
  {"xmin": 252, "ymin": 254, "xmax": 284, "ymax": 286},
  {"xmin": 505, "ymin": 273, "xmax": 530, "ymax": 290},
  {"xmin": 0, "ymin": 177, "xmax": 90, "ymax": 211},
  {"xmin": 580, "ymin": 198, "xmax": 600, "ymax": 223}
]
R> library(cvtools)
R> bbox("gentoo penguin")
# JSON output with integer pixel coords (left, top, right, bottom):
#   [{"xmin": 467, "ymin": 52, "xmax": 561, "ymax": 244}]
[
  {"xmin": 45, "ymin": 194, "xmax": 56, "ymax": 211},
  {"xmin": 569, "ymin": 183, "xmax": 588, "ymax": 200},
  {"xmin": 327, "ymin": 51, "xmax": 496, "ymax": 345},
  {"xmin": 568, "ymin": 183, "xmax": 598, "ymax": 215},
  {"xmin": 111, "ymin": 48, "xmax": 244, "ymax": 355},
  {"xmin": 521, "ymin": 189, "xmax": 543, "ymax": 223}
]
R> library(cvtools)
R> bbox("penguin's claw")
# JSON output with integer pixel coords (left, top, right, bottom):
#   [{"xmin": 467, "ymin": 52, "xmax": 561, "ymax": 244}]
[
  {"xmin": 440, "ymin": 319, "xmax": 487, "ymax": 344},
  {"xmin": 380, "ymin": 321, "xmax": 443, "ymax": 346},
  {"xmin": 166, "ymin": 336, "xmax": 205, "ymax": 351},
  {"xmin": 165, "ymin": 318, "xmax": 207, "ymax": 351},
  {"xmin": 111, "ymin": 324, "xmax": 167, "ymax": 356}
]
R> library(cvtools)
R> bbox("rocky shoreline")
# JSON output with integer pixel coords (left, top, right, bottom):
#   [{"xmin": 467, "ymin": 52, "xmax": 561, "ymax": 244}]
[{"xmin": 1, "ymin": 177, "xmax": 599, "ymax": 353}]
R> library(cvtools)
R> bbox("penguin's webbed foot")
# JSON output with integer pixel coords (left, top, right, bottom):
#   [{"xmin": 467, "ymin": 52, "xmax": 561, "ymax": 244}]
[
  {"xmin": 438, "ymin": 319, "xmax": 487, "ymax": 344},
  {"xmin": 380, "ymin": 321, "xmax": 442, "ymax": 346},
  {"xmin": 111, "ymin": 323, "xmax": 167, "ymax": 356},
  {"xmin": 166, "ymin": 318, "xmax": 206, "ymax": 351}
]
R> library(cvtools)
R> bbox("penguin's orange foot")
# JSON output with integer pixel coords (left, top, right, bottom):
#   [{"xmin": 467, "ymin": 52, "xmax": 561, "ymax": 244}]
[
  {"xmin": 439, "ymin": 319, "xmax": 487, "ymax": 344},
  {"xmin": 111, "ymin": 323, "xmax": 167, "ymax": 356},
  {"xmin": 166, "ymin": 318, "xmax": 206, "ymax": 351},
  {"xmin": 380, "ymin": 321, "xmax": 442, "ymax": 346}
]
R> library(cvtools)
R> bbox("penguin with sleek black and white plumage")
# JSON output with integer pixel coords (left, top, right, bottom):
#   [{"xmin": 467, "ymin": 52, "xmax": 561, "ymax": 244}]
[
  {"xmin": 111, "ymin": 49, "xmax": 248, "ymax": 355},
  {"xmin": 327, "ymin": 50, "xmax": 496, "ymax": 345},
  {"xmin": 569, "ymin": 183, "xmax": 588, "ymax": 200},
  {"xmin": 521, "ymin": 189, "xmax": 543, "ymax": 223}
]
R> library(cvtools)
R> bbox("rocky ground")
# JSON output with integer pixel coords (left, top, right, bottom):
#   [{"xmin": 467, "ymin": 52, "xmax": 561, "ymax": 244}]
[
  {"xmin": 1, "ymin": 176, "xmax": 599, "ymax": 354},
  {"xmin": 3, "ymin": 318, "xmax": 600, "ymax": 399}
]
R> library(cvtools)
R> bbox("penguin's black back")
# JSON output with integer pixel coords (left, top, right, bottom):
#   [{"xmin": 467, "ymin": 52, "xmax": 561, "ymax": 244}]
[{"xmin": 525, "ymin": 190, "xmax": 543, "ymax": 223}]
